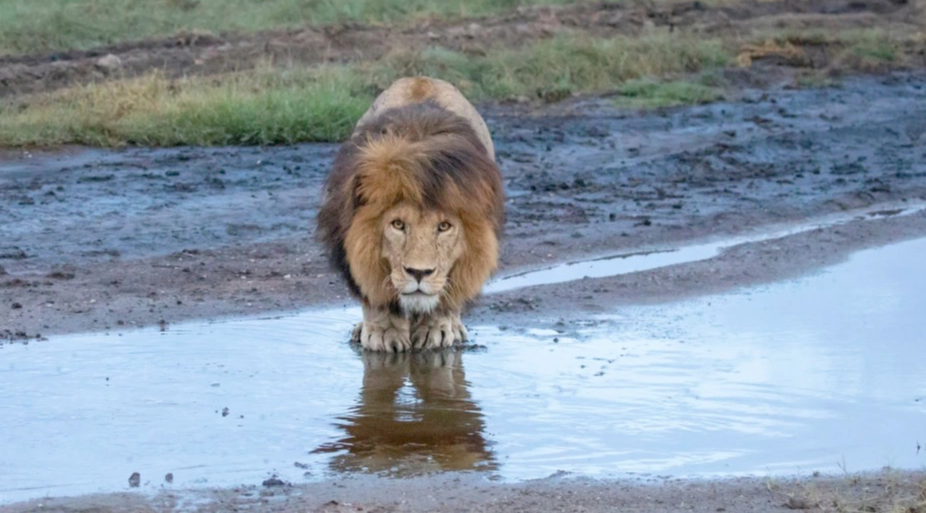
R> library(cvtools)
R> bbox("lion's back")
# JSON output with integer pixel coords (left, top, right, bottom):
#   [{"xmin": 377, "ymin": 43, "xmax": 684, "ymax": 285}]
[{"xmin": 356, "ymin": 77, "xmax": 495, "ymax": 161}]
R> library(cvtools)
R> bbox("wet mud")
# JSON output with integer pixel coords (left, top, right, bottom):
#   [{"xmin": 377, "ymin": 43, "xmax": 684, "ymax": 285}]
[{"xmin": 2, "ymin": 72, "xmax": 926, "ymax": 338}]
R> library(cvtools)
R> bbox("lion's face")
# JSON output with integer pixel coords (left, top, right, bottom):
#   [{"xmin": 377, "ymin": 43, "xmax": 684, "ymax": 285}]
[{"xmin": 381, "ymin": 203, "xmax": 465, "ymax": 313}]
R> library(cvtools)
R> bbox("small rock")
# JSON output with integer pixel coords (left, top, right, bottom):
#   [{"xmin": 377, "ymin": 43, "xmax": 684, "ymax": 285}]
[
  {"xmin": 165, "ymin": 473, "xmax": 173, "ymax": 484},
  {"xmin": 262, "ymin": 476, "xmax": 287, "ymax": 487},
  {"xmin": 221, "ymin": 407, "xmax": 229, "ymax": 417},
  {"xmin": 784, "ymin": 497, "xmax": 815, "ymax": 510},
  {"xmin": 96, "ymin": 54, "xmax": 122, "ymax": 70},
  {"xmin": 0, "ymin": 247, "xmax": 28, "ymax": 260},
  {"xmin": 11, "ymin": 302, "xmax": 22, "ymax": 309},
  {"xmin": 128, "ymin": 472, "xmax": 141, "ymax": 488}
]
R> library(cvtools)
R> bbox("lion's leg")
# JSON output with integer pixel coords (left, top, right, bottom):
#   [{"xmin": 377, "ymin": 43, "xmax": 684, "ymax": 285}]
[
  {"xmin": 356, "ymin": 305, "xmax": 412, "ymax": 353},
  {"xmin": 412, "ymin": 311, "xmax": 467, "ymax": 350}
]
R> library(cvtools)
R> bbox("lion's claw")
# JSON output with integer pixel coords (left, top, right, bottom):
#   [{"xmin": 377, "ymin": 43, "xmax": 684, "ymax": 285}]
[
  {"xmin": 412, "ymin": 313, "xmax": 468, "ymax": 350},
  {"xmin": 359, "ymin": 323, "xmax": 411, "ymax": 352}
]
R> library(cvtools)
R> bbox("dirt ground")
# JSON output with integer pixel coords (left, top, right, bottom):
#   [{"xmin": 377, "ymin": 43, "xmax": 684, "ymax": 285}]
[
  {"xmin": 5, "ymin": 471, "xmax": 926, "ymax": 513},
  {"xmin": 1, "ymin": 0, "xmax": 925, "ymax": 99},
  {"xmin": 2, "ymin": 70, "xmax": 925, "ymax": 340},
  {"xmin": 3, "ymin": 2, "xmax": 926, "ymax": 511}
]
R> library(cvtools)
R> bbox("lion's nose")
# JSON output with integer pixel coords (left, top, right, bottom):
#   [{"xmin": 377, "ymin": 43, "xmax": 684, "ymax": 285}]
[{"xmin": 404, "ymin": 267, "xmax": 434, "ymax": 282}]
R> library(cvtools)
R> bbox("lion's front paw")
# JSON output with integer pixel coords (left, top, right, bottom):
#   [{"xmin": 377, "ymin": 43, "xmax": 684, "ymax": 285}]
[
  {"xmin": 451, "ymin": 314, "xmax": 469, "ymax": 343},
  {"xmin": 359, "ymin": 322, "xmax": 412, "ymax": 353},
  {"xmin": 412, "ymin": 314, "xmax": 466, "ymax": 350}
]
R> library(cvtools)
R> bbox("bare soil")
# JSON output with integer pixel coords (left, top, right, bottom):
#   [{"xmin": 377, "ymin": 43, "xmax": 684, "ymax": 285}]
[
  {"xmin": 2, "ymin": 71, "xmax": 925, "ymax": 341},
  {"xmin": 5, "ymin": 471, "xmax": 926, "ymax": 513},
  {"xmin": 1, "ymin": 0, "xmax": 925, "ymax": 98}
]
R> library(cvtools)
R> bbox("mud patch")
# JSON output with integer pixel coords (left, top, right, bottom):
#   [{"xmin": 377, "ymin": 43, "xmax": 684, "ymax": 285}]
[
  {"xmin": 2, "ymin": 73, "xmax": 926, "ymax": 337},
  {"xmin": 485, "ymin": 200, "xmax": 926, "ymax": 293}
]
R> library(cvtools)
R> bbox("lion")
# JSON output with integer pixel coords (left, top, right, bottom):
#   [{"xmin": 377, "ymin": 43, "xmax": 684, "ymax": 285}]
[{"xmin": 317, "ymin": 77, "xmax": 504, "ymax": 352}]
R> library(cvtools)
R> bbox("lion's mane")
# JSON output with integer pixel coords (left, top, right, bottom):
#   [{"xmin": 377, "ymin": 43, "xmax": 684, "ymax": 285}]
[{"xmin": 317, "ymin": 101, "xmax": 505, "ymax": 314}]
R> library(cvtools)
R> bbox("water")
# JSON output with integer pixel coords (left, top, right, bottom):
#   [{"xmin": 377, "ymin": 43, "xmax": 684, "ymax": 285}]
[
  {"xmin": 2, "ymin": 238, "xmax": 925, "ymax": 504},
  {"xmin": 485, "ymin": 200, "xmax": 926, "ymax": 293}
]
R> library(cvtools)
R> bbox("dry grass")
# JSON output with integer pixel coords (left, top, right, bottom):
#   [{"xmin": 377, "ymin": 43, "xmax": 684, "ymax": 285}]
[
  {"xmin": 742, "ymin": 28, "xmax": 922, "ymax": 71},
  {"xmin": 767, "ymin": 471, "xmax": 926, "ymax": 513}
]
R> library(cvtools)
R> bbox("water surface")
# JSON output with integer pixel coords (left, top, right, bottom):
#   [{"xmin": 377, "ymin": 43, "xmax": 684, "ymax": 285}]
[{"xmin": 2, "ymin": 238, "xmax": 924, "ymax": 503}]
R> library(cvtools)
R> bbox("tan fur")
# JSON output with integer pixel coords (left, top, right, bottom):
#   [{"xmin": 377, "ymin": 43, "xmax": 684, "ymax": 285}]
[
  {"xmin": 311, "ymin": 350, "xmax": 495, "ymax": 472},
  {"xmin": 317, "ymin": 77, "xmax": 504, "ymax": 352},
  {"xmin": 356, "ymin": 77, "xmax": 495, "ymax": 160}
]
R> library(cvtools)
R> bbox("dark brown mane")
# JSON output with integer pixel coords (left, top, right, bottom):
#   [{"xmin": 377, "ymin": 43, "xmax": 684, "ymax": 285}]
[{"xmin": 316, "ymin": 101, "xmax": 505, "ymax": 309}]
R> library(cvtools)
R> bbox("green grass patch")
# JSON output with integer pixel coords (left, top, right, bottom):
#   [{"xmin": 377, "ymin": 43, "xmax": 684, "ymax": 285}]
[
  {"xmin": 0, "ymin": 67, "xmax": 372, "ymax": 147},
  {"xmin": 0, "ymin": 0, "xmax": 583, "ymax": 56},
  {"xmin": 0, "ymin": 31, "xmax": 734, "ymax": 147},
  {"xmin": 365, "ymin": 32, "xmax": 732, "ymax": 102},
  {"xmin": 840, "ymin": 30, "xmax": 899, "ymax": 66},
  {"xmin": 613, "ymin": 79, "xmax": 723, "ymax": 109}
]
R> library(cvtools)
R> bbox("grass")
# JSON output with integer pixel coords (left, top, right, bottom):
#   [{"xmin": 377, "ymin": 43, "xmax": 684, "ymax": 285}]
[
  {"xmin": 0, "ymin": 31, "xmax": 733, "ymax": 147},
  {"xmin": 366, "ymin": 31, "xmax": 731, "ymax": 100},
  {"xmin": 839, "ymin": 29, "xmax": 900, "ymax": 68},
  {"xmin": 0, "ymin": 67, "xmax": 371, "ymax": 146},
  {"xmin": 771, "ymin": 472, "xmax": 926, "ymax": 513},
  {"xmin": 0, "ymin": 0, "xmax": 584, "ymax": 56},
  {"xmin": 743, "ymin": 28, "xmax": 910, "ymax": 69},
  {"xmin": 613, "ymin": 79, "xmax": 723, "ymax": 108}
]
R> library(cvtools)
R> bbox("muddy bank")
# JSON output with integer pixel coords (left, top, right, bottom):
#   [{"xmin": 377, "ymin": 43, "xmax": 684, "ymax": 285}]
[
  {"xmin": 2, "ymin": 72, "xmax": 926, "ymax": 339},
  {"xmin": 5, "ymin": 471, "xmax": 925, "ymax": 513},
  {"xmin": 2, "ymin": 0, "xmax": 924, "ymax": 98}
]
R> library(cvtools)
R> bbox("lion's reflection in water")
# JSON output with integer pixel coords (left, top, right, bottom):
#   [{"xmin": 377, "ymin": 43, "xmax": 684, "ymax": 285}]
[{"xmin": 313, "ymin": 349, "xmax": 496, "ymax": 475}]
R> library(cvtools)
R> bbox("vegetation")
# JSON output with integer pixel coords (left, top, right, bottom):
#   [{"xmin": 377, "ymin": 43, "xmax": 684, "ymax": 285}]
[
  {"xmin": 613, "ymin": 79, "xmax": 723, "ymax": 109},
  {"xmin": 0, "ymin": 67, "xmax": 369, "ymax": 146},
  {"xmin": 1, "ymin": 1, "xmax": 921, "ymax": 147},
  {"xmin": 0, "ymin": 31, "xmax": 733, "ymax": 147},
  {"xmin": 0, "ymin": 0, "xmax": 582, "ymax": 56}
]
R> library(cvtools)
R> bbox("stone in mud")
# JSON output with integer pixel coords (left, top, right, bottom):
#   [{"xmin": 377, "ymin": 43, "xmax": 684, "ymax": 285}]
[
  {"xmin": 95, "ymin": 54, "xmax": 122, "ymax": 71},
  {"xmin": 262, "ymin": 476, "xmax": 287, "ymax": 487}
]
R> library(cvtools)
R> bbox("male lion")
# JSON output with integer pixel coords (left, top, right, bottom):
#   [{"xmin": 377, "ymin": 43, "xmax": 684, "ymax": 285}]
[{"xmin": 317, "ymin": 77, "xmax": 504, "ymax": 352}]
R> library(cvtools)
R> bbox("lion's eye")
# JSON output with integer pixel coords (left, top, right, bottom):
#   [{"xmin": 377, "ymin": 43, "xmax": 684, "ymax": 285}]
[
  {"xmin": 437, "ymin": 221, "xmax": 452, "ymax": 232},
  {"xmin": 391, "ymin": 219, "xmax": 405, "ymax": 231}
]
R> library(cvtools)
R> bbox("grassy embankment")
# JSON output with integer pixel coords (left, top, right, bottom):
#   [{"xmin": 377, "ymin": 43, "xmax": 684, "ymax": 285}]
[
  {"xmin": 0, "ymin": 31, "xmax": 732, "ymax": 146},
  {"xmin": 0, "ymin": 0, "xmax": 920, "ymax": 147}
]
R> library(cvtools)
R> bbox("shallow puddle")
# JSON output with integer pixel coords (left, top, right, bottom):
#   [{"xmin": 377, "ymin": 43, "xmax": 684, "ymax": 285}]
[
  {"xmin": 485, "ymin": 200, "xmax": 926, "ymax": 293},
  {"xmin": 2, "ymin": 238, "xmax": 925, "ymax": 503}
]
